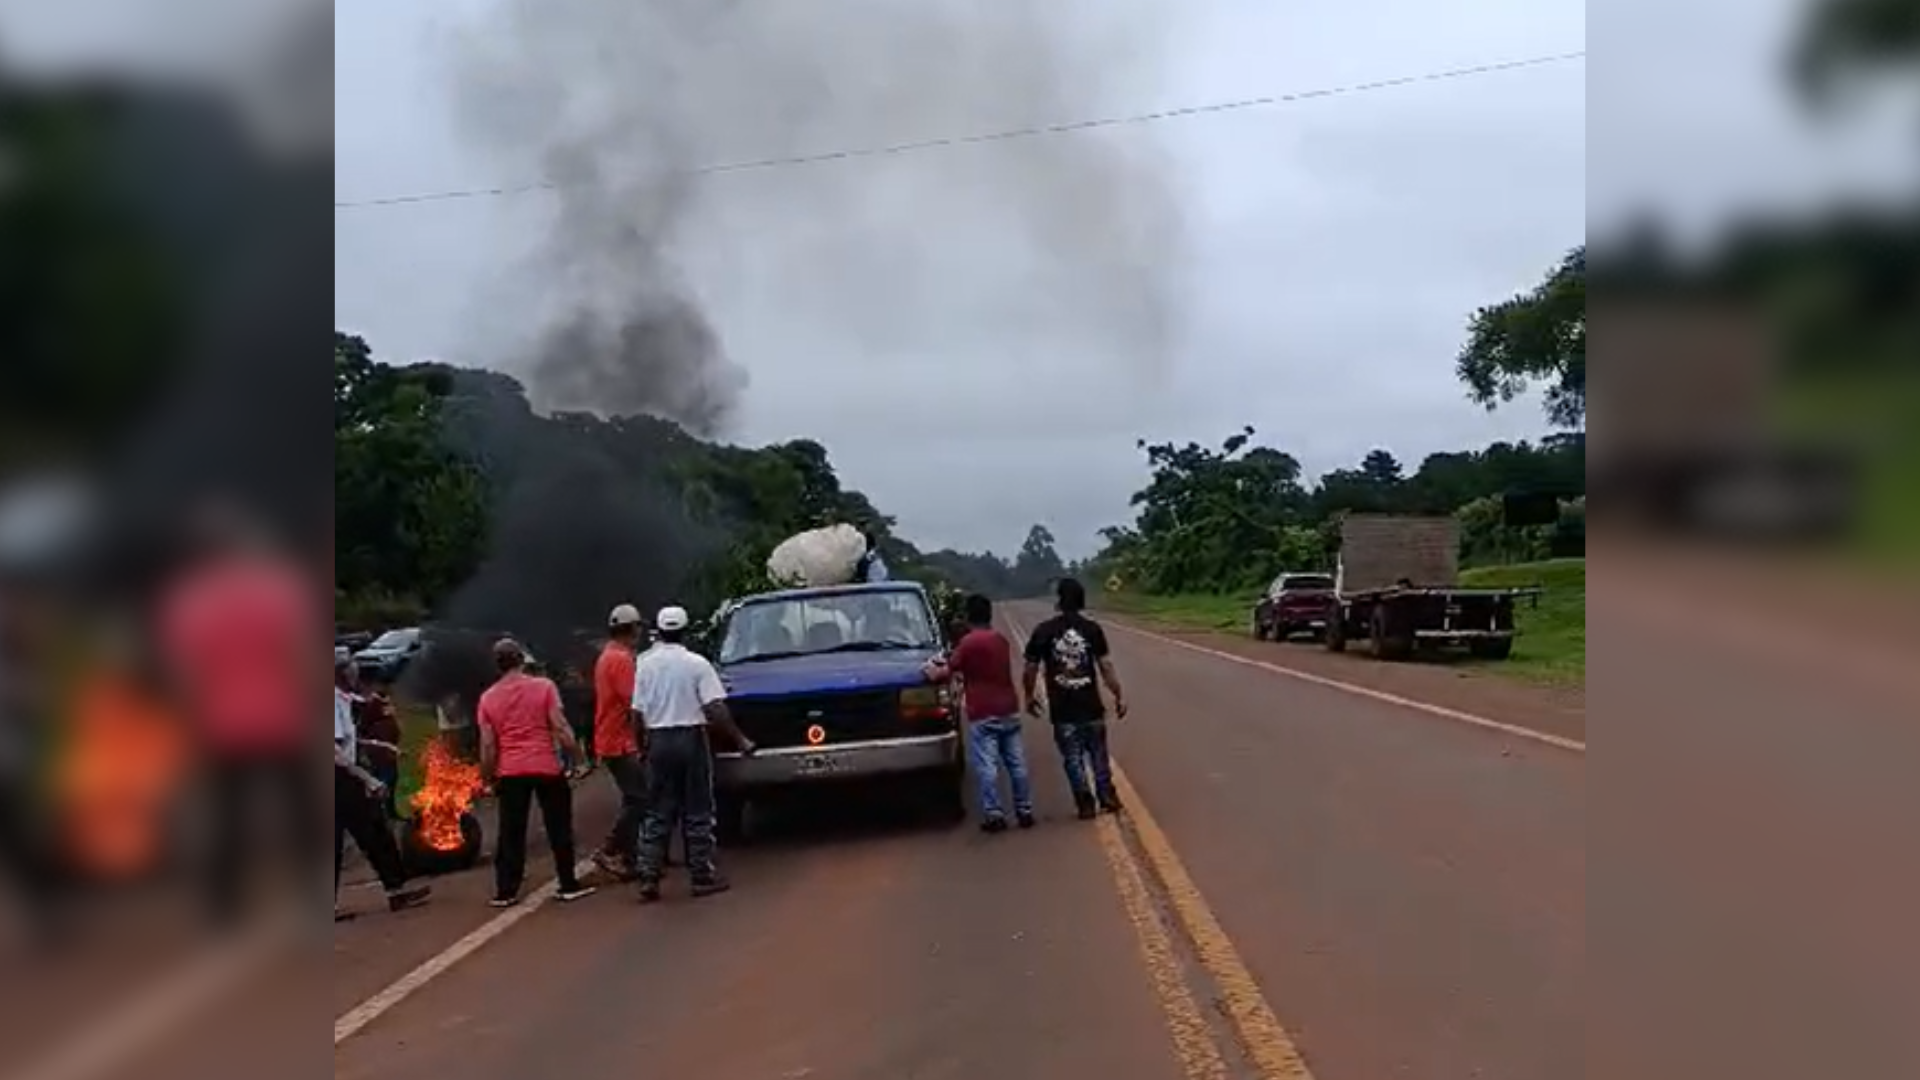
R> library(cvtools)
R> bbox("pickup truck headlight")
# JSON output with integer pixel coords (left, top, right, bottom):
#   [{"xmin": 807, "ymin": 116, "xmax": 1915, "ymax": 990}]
[{"xmin": 898, "ymin": 685, "xmax": 950, "ymax": 721}]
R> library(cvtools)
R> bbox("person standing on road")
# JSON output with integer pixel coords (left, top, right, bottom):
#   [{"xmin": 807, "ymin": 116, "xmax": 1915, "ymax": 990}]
[
  {"xmin": 334, "ymin": 649, "xmax": 431, "ymax": 920},
  {"xmin": 478, "ymin": 638, "xmax": 596, "ymax": 907},
  {"xmin": 1022, "ymin": 577, "xmax": 1128, "ymax": 820},
  {"xmin": 156, "ymin": 501, "xmax": 416, "ymax": 925},
  {"xmin": 924, "ymin": 594, "xmax": 1033, "ymax": 832},
  {"xmin": 354, "ymin": 671, "xmax": 402, "ymax": 821},
  {"xmin": 628, "ymin": 605, "xmax": 757, "ymax": 902},
  {"xmin": 589, "ymin": 604, "xmax": 648, "ymax": 881}
]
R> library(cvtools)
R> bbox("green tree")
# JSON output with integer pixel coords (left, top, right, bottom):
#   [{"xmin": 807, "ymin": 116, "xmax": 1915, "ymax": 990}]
[
  {"xmin": 1792, "ymin": 0, "xmax": 1920, "ymax": 106},
  {"xmin": 1125, "ymin": 427, "xmax": 1311, "ymax": 593},
  {"xmin": 334, "ymin": 332, "xmax": 490, "ymax": 617},
  {"xmin": 1456, "ymin": 246, "xmax": 1587, "ymax": 429},
  {"xmin": 1091, "ymin": 431, "xmax": 1585, "ymax": 597},
  {"xmin": 1012, "ymin": 523, "xmax": 1066, "ymax": 592}
]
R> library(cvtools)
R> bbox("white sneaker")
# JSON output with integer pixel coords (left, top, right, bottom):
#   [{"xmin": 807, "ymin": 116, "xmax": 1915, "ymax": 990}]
[{"xmin": 556, "ymin": 885, "xmax": 597, "ymax": 903}]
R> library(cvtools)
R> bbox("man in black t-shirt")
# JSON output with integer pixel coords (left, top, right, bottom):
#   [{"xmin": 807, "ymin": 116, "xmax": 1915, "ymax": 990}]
[{"xmin": 1022, "ymin": 578, "xmax": 1129, "ymax": 819}]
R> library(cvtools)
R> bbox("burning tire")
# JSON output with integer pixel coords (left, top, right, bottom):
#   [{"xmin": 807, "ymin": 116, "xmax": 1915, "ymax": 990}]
[
  {"xmin": 400, "ymin": 811, "xmax": 484, "ymax": 877},
  {"xmin": 403, "ymin": 738, "xmax": 487, "ymax": 876}
]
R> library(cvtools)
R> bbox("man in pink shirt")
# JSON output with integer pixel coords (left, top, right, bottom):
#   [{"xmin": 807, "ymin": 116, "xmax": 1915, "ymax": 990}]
[
  {"xmin": 479, "ymin": 637, "xmax": 595, "ymax": 907},
  {"xmin": 160, "ymin": 504, "xmax": 433, "ymax": 922}
]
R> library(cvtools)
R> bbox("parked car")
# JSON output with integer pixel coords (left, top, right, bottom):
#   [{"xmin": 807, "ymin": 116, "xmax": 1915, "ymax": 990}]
[
  {"xmin": 706, "ymin": 581, "xmax": 964, "ymax": 842},
  {"xmin": 352, "ymin": 626, "xmax": 426, "ymax": 681},
  {"xmin": 1252, "ymin": 572, "xmax": 1336, "ymax": 641}
]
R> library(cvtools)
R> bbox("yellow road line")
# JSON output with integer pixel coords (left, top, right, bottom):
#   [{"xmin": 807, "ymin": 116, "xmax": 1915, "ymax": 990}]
[
  {"xmin": 1006, "ymin": 611, "xmax": 1313, "ymax": 1080},
  {"xmin": 1112, "ymin": 766, "xmax": 1317, "ymax": 1079},
  {"xmin": 1094, "ymin": 812, "xmax": 1232, "ymax": 1080}
]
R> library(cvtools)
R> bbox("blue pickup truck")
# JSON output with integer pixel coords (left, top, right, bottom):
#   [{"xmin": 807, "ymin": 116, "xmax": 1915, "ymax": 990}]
[{"xmin": 707, "ymin": 581, "xmax": 965, "ymax": 841}]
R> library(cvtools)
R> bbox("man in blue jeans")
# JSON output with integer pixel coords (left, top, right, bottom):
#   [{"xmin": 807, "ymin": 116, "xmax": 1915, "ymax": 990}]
[
  {"xmin": 924, "ymin": 594, "xmax": 1033, "ymax": 832},
  {"xmin": 1022, "ymin": 578, "xmax": 1128, "ymax": 819}
]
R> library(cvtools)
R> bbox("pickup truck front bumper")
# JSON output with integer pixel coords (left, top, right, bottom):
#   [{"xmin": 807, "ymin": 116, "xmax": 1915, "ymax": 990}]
[{"xmin": 715, "ymin": 732, "xmax": 960, "ymax": 791}]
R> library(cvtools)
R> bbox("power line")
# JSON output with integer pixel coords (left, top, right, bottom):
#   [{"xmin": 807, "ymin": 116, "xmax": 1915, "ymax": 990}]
[{"xmin": 334, "ymin": 49, "xmax": 1584, "ymax": 211}]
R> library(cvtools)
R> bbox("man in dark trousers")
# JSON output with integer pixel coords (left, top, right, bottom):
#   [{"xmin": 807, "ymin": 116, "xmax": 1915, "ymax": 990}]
[
  {"xmin": 590, "ymin": 603, "xmax": 649, "ymax": 881},
  {"xmin": 628, "ymin": 605, "xmax": 757, "ymax": 902},
  {"xmin": 1021, "ymin": 578, "xmax": 1129, "ymax": 820},
  {"xmin": 355, "ymin": 671, "xmax": 403, "ymax": 821},
  {"xmin": 334, "ymin": 649, "xmax": 431, "ymax": 919}
]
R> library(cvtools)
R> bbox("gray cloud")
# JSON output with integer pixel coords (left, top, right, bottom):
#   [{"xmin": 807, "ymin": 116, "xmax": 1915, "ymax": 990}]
[
  {"xmin": 335, "ymin": 0, "xmax": 1591, "ymax": 556},
  {"xmin": 438, "ymin": 0, "xmax": 1183, "ymax": 440}
]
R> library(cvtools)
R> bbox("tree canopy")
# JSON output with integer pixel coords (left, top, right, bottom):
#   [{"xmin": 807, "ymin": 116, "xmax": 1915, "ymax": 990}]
[
  {"xmin": 1088, "ymin": 428, "xmax": 1585, "ymax": 596},
  {"xmin": 1455, "ymin": 246, "xmax": 1586, "ymax": 429}
]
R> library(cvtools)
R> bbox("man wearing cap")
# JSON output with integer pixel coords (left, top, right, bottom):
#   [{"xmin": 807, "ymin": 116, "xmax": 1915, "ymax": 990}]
[
  {"xmin": 589, "ymin": 604, "xmax": 648, "ymax": 880},
  {"xmin": 629, "ymin": 604, "xmax": 756, "ymax": 901}
]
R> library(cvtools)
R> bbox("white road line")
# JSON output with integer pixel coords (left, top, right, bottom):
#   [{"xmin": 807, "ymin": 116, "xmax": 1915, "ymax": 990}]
[
  {"xmin": 1089, "ymin": 615, "xmax": 1585, "ymax": 755},
  {"xmin": 333, "ymin": 857, "xmax": 594, "ymax": 1045}
]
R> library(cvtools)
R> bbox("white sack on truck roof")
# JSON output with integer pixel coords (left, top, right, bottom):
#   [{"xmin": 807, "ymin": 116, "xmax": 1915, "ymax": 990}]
[{"xmin": 766, "ymin": 523, "xmax": 868, "ymax": 588}]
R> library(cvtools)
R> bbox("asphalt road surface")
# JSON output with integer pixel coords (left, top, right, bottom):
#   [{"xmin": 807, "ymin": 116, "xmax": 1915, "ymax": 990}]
[{"xmin": 328, "ymin": 585, "xmax": 1920, "ymax": 1080}]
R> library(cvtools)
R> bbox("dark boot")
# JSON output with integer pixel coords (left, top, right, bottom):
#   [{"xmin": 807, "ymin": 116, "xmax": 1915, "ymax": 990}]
[{"xmin": 1074, "ymin": 794, "xmax": 1098, "ymax": 820}]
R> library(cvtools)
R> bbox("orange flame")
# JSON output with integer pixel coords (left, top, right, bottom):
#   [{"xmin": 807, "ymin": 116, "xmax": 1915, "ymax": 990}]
[
  {"xmin": 56, "ymin": 670, "xmax": 188, "ymax": 879},
  {"xmin": 410, "ymin": 739, "xmax": 483, "ymax": 851}
]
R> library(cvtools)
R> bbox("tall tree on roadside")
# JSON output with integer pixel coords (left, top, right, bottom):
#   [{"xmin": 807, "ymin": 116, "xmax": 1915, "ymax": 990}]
[
  {"xmin": 1791, "ymin": 0, "xmax": 1920, "ymax": 108},
  {"xmin": 1126, "ymin": 427, "xmax": 1311, "ymax": 593},
  {"xmin": 1456, "ymin": 246, "xmax": 1587, "ymax": 429},
  {"xmin": 334, "ymin": 332, "xmax": 491, "ymax": 612},
  {"xmin": 1013, "ymin": 523, "xmax": 1066, "ymax": 592}
]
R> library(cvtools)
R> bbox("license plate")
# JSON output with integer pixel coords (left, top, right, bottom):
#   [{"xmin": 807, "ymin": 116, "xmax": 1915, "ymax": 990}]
[
  {"xmin": 1445, "ymin": 605, "xmax": 1461, "ymax": 616},
  {"xmin": 795, "ymin": 753, "xmax": 841, "ymax": 776}
]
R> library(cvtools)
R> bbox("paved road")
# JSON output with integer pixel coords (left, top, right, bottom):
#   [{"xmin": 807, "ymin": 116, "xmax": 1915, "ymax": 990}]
[{"xmin": 315, "ymin": 605, "xmax": 1584, "ymax": 1080}]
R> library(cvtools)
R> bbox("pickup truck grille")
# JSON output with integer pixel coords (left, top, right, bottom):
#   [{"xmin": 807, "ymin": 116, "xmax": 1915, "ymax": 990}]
[{"xmin": 727, "ymin": 689, "xmax": 921, "ymax": 748}]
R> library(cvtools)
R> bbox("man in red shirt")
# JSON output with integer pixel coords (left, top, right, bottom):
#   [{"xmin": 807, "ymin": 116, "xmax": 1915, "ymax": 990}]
[
  {"xmin": 924, "ymin": 594, "xmax": 1034, "ymax": 832},
  {"xmin": 590, "ymin": 604, "xmax": 647, "ymax": 880}
]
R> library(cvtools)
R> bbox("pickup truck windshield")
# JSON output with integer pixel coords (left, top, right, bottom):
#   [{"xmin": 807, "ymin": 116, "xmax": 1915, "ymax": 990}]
[
  {"xmin": 369, "ymin": 628, "xmax": 418, "ymax": 649},
  {"xmin": 1280, "ymin": 575, "xmax": 1334, "ymax": 591},
  {"xmin": 719, "ymin": 590, "xmax": 939, "ymax": 664}
]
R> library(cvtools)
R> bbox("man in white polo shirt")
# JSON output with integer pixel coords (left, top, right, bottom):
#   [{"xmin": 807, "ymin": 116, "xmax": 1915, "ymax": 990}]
[{"xmin": 629, "ymin": 604, "xmax": 755, "ymax": 901}]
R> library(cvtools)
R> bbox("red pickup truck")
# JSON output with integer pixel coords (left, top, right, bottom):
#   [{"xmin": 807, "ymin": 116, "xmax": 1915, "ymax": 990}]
[{"xmin": 1252, "ymin": 572, "xmax": 1337, "ymax": 642}]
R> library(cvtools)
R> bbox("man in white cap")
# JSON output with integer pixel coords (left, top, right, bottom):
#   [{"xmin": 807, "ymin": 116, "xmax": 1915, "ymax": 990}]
[
  {"xmin": 629, "ymin": 603, "xmax": 756, "ymax": 900},
  {"xmin": 589, "ymin": 603, "xmax": 649, "ymax": 880}
]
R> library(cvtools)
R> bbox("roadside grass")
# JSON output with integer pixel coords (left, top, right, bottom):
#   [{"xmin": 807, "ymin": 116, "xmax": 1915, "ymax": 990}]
[
  {"xmin": 1458, "ymin": 558, "xmax": 1586, "ymax": 685},
  {"xmin": 1097, "ymin": 556, "xmax": 1587, "ymax": 687},
  {"xmin": 1097, "ymin": 590, "xmax": 1251, "ymax": 633},
  {"xmin": 1778, "ymin": 372, "xmax": 1920, "ymax": 573}
]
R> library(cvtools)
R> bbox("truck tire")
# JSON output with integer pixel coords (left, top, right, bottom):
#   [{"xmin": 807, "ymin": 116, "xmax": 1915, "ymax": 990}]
[
  {"xmin": 1324, "ymin": 612, "xmax": 1347, "ymax": 652},
  {"xmin": 1370, "ymin": 607, "xmax": 1413, "ymax": 662},
  {"xmin": 1469, "ymin": 637, "xmax": 1514, "ymax": 660}
]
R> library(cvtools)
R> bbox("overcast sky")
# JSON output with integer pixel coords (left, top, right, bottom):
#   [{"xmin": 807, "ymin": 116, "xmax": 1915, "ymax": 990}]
[{"xmin": 332, "ymin": 0, "xmax": 1594, "ymax": 557}]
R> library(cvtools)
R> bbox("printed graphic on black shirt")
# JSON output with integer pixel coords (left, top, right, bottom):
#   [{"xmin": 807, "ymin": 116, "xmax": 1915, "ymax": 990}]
[{"xmin": 1024, "ymin": 615, "xmax": 1109, "ymax": 725}]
